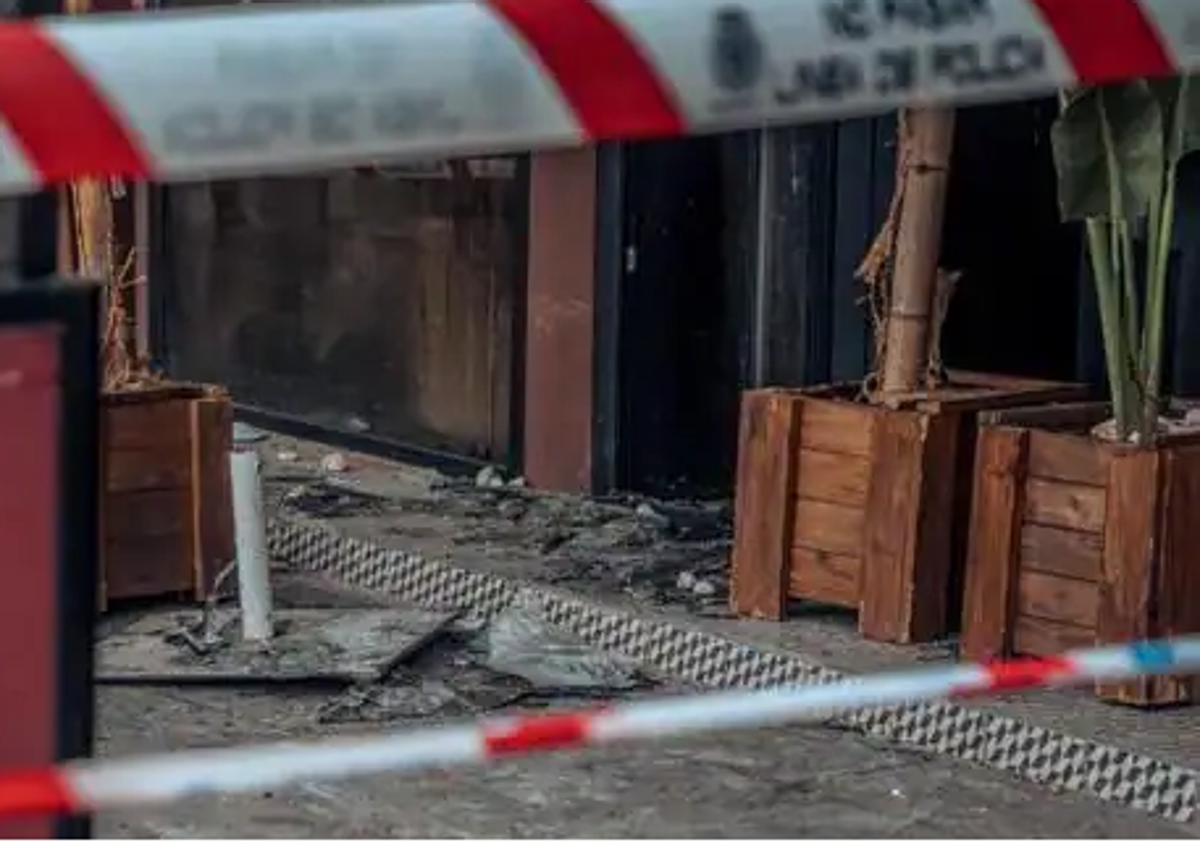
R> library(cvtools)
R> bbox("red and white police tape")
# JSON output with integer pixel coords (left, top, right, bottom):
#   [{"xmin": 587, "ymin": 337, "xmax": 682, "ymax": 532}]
[
  {"xmin": 0, "ymin": 635, "xmax": 1196, "ymax": 819},
  {"xmin": 0, "ymin": 0, "xmax": 1198, "ymax": 195}
]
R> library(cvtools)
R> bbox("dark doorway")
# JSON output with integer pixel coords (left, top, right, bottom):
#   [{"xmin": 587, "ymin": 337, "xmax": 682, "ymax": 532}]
[
  {"xmin": 1166, "ymin": 160, "xmax": 1200, "ymax": 398},
  {"xmin": 940, "ymin": 99, "xmax": 1082, "ymax": 381},
  {"xmin": 610, "ymin": 135, "xmax": 758, "ymax": 498}
]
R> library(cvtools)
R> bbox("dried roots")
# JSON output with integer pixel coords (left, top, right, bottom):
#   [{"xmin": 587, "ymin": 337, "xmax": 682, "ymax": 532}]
[{"xmin": 68, "ymin": 178, "xmax": 159, "ymax": 392}]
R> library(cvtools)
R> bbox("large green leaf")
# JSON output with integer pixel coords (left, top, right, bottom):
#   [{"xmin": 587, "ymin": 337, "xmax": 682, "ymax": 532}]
[
  {"xmin": 1051, "ymin": 82, "xmax": 1164, "ymax": 221},
  {"xmin": 1149, "ymin": 75, "xmax": 1200, "ymax": 164}
]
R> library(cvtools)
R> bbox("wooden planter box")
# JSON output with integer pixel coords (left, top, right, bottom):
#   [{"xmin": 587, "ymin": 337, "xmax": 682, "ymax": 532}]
[
  {"xmin": 961, "ymin": 403, "xmax": 1200, "ymax": 706},
  {"xmin": 100, "ymin": 384, "xmax": 234, "ymax": 609},
  {"xmin": 730, "ymin": 372, "xmax": 1087, "ymax": 644}
]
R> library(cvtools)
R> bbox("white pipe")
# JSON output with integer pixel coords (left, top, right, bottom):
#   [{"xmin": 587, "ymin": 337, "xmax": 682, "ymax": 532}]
[{"xmin": 230, "ymin": 449, "xmax": 273, "ymax": 642}]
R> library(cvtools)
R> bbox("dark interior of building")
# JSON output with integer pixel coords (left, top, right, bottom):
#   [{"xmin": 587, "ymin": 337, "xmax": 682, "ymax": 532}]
[
  {"xmin": 613, "ymin": 100, "xmax": 1089, "ymax": 498},
  {"xmin": 940, "ymin": 99, "xmax": 1082, "ymax": 383},
  {"xmin": 155, "ymin": 104, "xmax": 1198, "ymax": 497},
  {"xmin": 612, "ymin": 135, "xmax": 757, "ymax": 498}
]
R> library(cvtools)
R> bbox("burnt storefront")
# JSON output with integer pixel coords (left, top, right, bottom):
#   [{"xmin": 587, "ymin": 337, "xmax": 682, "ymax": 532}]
[{"xmin": 156, "ymin": 159, "xmax": 525, "ymax": 464}]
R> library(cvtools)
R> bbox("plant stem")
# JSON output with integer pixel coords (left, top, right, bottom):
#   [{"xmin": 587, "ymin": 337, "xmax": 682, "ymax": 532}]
[
  {"xmin": 1118, "ymin": 220, "xmax": 1141, "ymax": 351},
  {"xmin": 1140, "ymin": 162, "xmax": 1177, "ymax": 441},
  {"xmin": 1113, "ymin": 221, "xmax": 1144, "ymax": 420},
  {"xmin": 1087, "ymin": 218, "xmax": 1133, "ymax": 438},
  {"xmin": 1093, "ymin": 92, "xmax": 1139, "ymax": 437}
]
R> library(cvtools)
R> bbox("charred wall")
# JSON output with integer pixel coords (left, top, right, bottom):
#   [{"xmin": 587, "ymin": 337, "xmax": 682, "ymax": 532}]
[{"xmin": 158, "ymin": 160, "xmax": 526, "ymax": 461}]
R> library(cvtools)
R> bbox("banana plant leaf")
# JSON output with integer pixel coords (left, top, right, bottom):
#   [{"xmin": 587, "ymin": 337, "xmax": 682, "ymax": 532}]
[
  {"xmin": 1150, "ymin": 77, "xmax": 1200, "ymax": 165},
  {"xmin": 1049, "ymin": 75, "xmax": 1200, "ymax": 441},
  {"xmin": 1051, "ymin": 82, "xmax": 1163, "ymax": 222},
  {"xmin": 1051, "ymin": 79, "xmax": 1200, "ymax": 223}
]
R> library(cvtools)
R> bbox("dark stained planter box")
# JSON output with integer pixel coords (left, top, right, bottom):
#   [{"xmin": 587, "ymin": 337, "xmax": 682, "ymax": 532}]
[{"xmin": 99, "ymin": 383, "xmax": 233, "ymax": 608}]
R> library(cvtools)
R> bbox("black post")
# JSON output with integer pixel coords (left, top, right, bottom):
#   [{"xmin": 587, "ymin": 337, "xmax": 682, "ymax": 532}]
[
  {"xmin": 16, "ymin": 0, "xmax": 61, "ymax": 283},
  {"xmin": 1, "ymin": 0, "xmax": 98, "ymax": 840},
  {"xmin": 17, "ymin": 192, "xmax": 59, "ymax": 281}
]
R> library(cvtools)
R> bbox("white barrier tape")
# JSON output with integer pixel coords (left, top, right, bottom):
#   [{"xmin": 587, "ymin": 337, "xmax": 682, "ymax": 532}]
[
  {"xmin": 0, "ymin": 0, "xmax": 1198, "ymax": 195},
  {"xmin": 1, "ymin": 634, "xmax": 1197, "ymax": 819}
]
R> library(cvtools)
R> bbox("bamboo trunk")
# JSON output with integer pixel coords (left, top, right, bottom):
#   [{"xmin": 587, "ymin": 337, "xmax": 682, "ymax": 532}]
[{"xmin": 880, "ymin": 107, "xmax": 957, "ymax": 395}]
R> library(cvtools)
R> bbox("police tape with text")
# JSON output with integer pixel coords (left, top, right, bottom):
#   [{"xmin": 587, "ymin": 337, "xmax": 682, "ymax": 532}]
[{"xmin": 0, "ymin": 0, "xmax": 1195, "ymax": 193}]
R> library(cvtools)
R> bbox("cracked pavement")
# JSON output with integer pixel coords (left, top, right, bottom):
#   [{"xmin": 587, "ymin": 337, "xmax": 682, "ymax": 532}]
[
  {"xmin": 92, "ymin": 574, "xmax": 1190, "ymax": 838},
  {"xmin": 96, "ymin": 682, "xmax": 1189, "ymax": 838}
]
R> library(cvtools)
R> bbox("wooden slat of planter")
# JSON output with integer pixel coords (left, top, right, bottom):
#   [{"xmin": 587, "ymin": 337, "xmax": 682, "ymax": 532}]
[
  {"xmin": 106, "ymin": 447, "xmax": 191, "ymax": 493},
  {"xmin": 104, "ymin": 385, "xmax": 207, "ymax": 406},
  {"xmin": 1023, "ymin": 478, "xmax": 1107, "ymax": 534},
  {"xmin": 859, "ymin": 412, "xmax": 928, "ymax": 643},
  {"xmin": 797, "ymin": 401, "xmax": 873, "ymax": 457},
  {"xmin": 910, "ymin": 412, "xmax": 960, "ymax": 641},
  {"xmin": 792, "ymin": 499, "xmax": 863, "ymax": 558},
  {"xmin": 1157, "ymin": 445, "xmax": 1200, "ymax": 704},
  {"xmin": 793, "ymin": 450, "xmax": 870, "ymax": 507},
  {"xmin": 192, "ymin": 397, "xmax": 234, "ymax": 596},
  {"xmin": 980, "ymin": 402, "xmax": 1110, "ymax": 431},
  {"xmin": 104, "ymin": 535, "xmax": 190, "ymax": 600},
  {"xmin": 1013, "ymin": 614, "xmax": 1094, "ymax": 656},
  {"xmin": 100, "ymin": 388, "xmax": 231, "ymax": 608},
  {"xmin": 789, "ymin": 547, "xmax": 859, "ymax": 608},
  {"xmin": 104, "ymin": 489, "xmax": 189, "ymax": 540},
  {"xmin": 104, "ymin": 400, "xmax": 192, "ymax": 451},
  {"xmin": 1017, "ymin": 570, "xmax": 1100, "ymax": 630},
  {"xmin": 913, "ymin": 385, "xmax": 1086, "ymax": 415},
  {"xmin": 1020, "ymin": 523, "xmax": 1103, "ymax": 583},
  {"xmin": 1027, "ymin": 431, "xmax": 1110, "ymax": 487},
  {"xmin": 731, "ymin": 391, "xmax": 800, "ymax": 620},
  {"xmin": 961, "ymin": 426, "xmax": 1028, "ymax": 661},
  {"xmin": 944, "ymin": 370, "xmax": 1079, "ymax": 393},
  {"xmin": 1097, "ymin": 449, "xmax": 1162, "ymax": 705}
]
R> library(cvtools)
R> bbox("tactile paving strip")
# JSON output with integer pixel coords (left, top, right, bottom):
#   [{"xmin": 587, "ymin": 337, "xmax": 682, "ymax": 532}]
[{"xmin": 268, "ymin": 515, "xmax": 1200, "ymax": 823}]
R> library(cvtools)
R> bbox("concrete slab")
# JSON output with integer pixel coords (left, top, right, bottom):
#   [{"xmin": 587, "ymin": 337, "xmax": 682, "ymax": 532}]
[{"xmin": 97, "ymin": 608, "xmax": 456, "ymax": 685}]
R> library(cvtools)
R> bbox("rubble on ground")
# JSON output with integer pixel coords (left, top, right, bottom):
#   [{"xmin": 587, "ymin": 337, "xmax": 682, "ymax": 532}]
[
  {"xmin": 428, "ymin": 475, "xmax": 733, "ymax": 613},
  {"xmin": 271, "ymin": 443, "xmax": 734, "ymax": 616}
]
